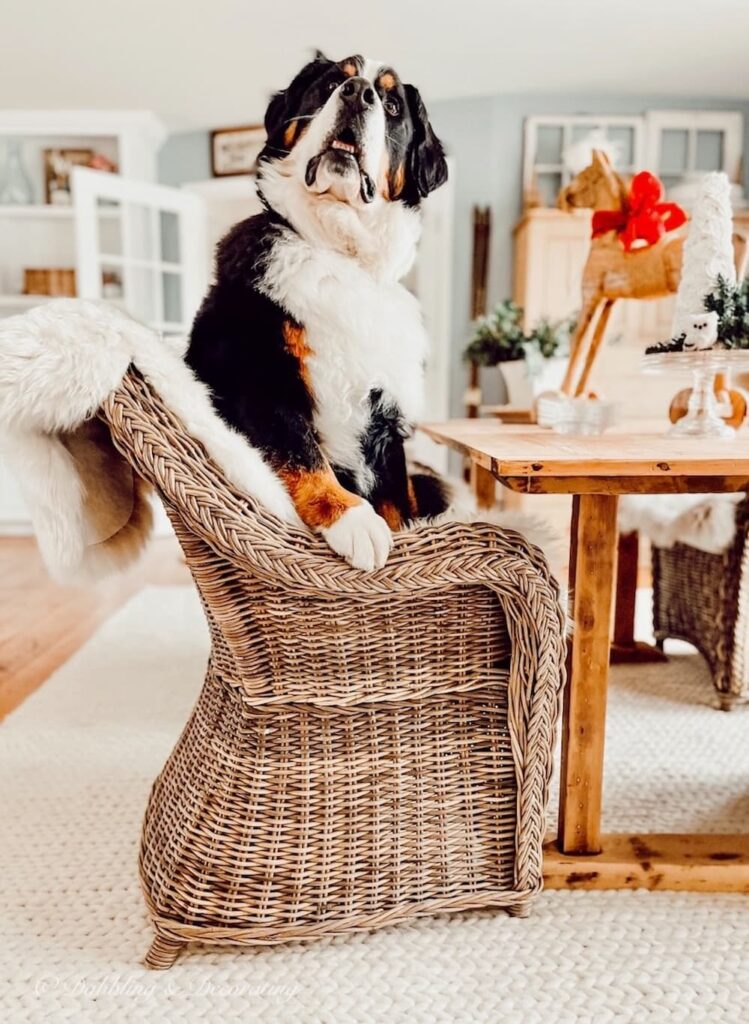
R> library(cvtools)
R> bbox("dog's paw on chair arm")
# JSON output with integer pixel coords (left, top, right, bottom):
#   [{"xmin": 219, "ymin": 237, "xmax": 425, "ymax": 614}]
[{"xmin": 321, "ymin": 503, "xmax": 392, "ymax": 571}]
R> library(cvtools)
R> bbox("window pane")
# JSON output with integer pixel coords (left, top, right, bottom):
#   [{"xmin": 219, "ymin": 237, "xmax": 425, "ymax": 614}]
[
  {"xmin": 101, "ymin": 267, "xmax": 123, "ymax": 301},
  {"xmin": 127, "ymin": 203, "xmax": 156, "ymax": 261},
  {"xmin": 660, "ymin": 130, "xmax": 689, "ymax": 174},
  {"xmin": 659, "ymin": 174, "xmax": 682, "ymax": 194},
  {"xmin": 162, "ymin": 272, "xmax": 183, "ymax": 325},
  {"xmin": 96, "ymin": 199, "xmax": 122, "ymax": 257},
  {"xmin": 570, "ymin": 123, "xmax": 600, "ymax": 144},
  {"xmin": 536, "ymin": 172, "xmax": 562, "ymax": 207},
  {"xmin": 535, "ymin": 126, "xmax": 563, "ymax": 165},
  {"xmin": 695, "ymin": 130, "xmax": 724, "ymax": 172},
  {"xmin": 606, "ymin": 127, "xmax": 634, "ymax": 167},
  {"xmin": 124, "ymin": 265, "xmax": 156, "ymax": 323},
  {"xmin": 160, "ymin": 211, "xmax": 180, "ymax": 263}
]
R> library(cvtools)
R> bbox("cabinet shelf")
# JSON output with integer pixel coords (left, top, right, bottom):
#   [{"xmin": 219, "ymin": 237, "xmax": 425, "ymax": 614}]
[
  {"xmin": 0, "ymin": 204, "xmax": 120, "ymax": 219},
  {"xmin": 0, "ymin": 294, "xmax": 128, "ymax": 311}
]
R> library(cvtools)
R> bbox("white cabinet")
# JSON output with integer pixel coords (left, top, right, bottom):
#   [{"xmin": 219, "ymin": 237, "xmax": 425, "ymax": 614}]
[
  {"xmin": 0, "ymin": 111, "xmax": 209, "ymax": 532},
  {"xmin": 0, "ymin": 111, "xmax": 166, "ymax": 312}
]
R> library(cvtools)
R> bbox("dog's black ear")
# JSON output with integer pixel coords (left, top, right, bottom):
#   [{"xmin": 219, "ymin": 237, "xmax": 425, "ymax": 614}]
[
  {"xmin": 264, "ymin": 89, "xmax": 287, "ymax": 139},
  {"xmin": 404, "ymin": 84, "xmax": 448, "ymax": 201},
  {"xmin": 313, "ymin": 48, "xmax": 330, "ymax": 62}
]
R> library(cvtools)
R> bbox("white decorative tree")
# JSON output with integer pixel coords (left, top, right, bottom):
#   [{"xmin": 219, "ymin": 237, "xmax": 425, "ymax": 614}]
[{"xmin": 672, "ymin": 171, "xmax": 735, "ymax": 345}]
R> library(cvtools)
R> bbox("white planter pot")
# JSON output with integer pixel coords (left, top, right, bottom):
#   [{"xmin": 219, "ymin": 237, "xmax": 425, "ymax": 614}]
[
  {"xmin": 500, "ymin": 356, "xmax": 567, "ymax": 406},
  {"xmin": 500, "ymin": 359, "xmax": 533, "ymax": 406}
]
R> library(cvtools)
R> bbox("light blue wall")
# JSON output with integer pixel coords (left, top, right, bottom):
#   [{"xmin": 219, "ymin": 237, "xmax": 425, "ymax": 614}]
[
  {"xmin": 159, "ymin": 130, "xmax": 211, "ymax": 186},
  {"xmin": 159, "ymin": 93, "xmax": 749, "ymax": 413}
]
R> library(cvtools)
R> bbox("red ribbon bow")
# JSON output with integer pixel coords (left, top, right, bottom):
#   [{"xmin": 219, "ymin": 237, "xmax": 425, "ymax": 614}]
[{"xmin": 591, "ymin": 171, "xmax": 687, "ymax": 251}]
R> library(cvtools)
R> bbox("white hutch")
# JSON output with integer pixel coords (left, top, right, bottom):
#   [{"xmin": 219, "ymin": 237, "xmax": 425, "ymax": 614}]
[{"xmin": 0, "ymin": 111, "xmax": 208, "ymax": 531}]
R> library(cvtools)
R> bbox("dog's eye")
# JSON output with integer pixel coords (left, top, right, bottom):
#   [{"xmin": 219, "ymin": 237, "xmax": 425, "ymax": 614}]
[
  {"xmin": 384, "ymin": 98, "xmax": 400, "ymax": 117},
  {"xmin": 327, "ymin": 80, "xmax": 339, "ymax": 93}
]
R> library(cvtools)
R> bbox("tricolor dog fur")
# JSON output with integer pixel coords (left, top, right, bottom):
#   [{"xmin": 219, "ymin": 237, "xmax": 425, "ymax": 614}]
[{"xmin": 187, "ymin": 51, "xmax": 450, "ymax": 571}]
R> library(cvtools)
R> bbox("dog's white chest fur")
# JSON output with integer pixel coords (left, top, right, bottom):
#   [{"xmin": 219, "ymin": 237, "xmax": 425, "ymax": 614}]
[{"xmin": 260, "ymin": 230, "xmax": 429, "ymax": 491}]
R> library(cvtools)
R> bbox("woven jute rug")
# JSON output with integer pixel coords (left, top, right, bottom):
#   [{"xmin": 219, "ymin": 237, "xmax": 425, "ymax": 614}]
[{"xmin": 2, "ymin": 586, "xmax": 748, "ymax": 1024}]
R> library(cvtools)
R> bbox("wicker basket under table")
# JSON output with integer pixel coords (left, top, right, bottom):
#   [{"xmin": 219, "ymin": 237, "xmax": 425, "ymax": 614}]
[
  {"xmin": 652, "ymin": 495, "xmax": 749, "ymax": 710},
  {"xmin": 101, "ymin": 369, "xmax": 566, "ymax": 968}
]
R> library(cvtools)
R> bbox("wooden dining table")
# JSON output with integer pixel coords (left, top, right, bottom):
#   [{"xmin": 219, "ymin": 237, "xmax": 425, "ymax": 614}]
[{"xmin": 419, "ymin": 417, "xmax": 749, "ymax": 892}]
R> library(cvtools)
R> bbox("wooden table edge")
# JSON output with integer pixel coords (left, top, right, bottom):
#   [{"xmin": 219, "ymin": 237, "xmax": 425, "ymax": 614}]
[{"xmin": 417, "ymin": 424, "xmax": 749, "ymax": 491}]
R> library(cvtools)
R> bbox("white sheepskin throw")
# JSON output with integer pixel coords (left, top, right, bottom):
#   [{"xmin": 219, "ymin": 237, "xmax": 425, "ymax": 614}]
[
  {"xmin": 0, "ymin": 300, "xmax": 298, "ymax": 582},
  {"xmin": 619, "ymin": 493, "xmax": 741, "ymax": 555}
]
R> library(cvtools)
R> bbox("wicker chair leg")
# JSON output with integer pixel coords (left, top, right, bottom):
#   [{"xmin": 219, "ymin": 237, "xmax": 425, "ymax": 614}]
[
  {"xmin": 144, "ymin": 935, "xmax": 184, "ymax": 970},
  {"xmin": 507, "ymin": 902, "xmax": 531, "ymax": 919}
]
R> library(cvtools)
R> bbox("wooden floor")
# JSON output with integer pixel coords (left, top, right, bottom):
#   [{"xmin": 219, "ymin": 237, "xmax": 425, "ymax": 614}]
[{"xmin": 0, "ymin": 536, "xmax": 189, "ymax": 721}]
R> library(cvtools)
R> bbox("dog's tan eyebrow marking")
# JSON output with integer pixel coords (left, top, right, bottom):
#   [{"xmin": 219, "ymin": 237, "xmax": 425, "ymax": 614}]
[
  {"xmin": 390, "ymin": 162, "xmax": 406, "ymax": 198},
  {"xmin": 283, "ymin": 120, "xmax": 298, "ymax": 147},
  {"xmin": 341, "ymin": 60, "xmax": 358, "ymax": 77},
  {"xmin": 377, "ymin": 70, "xmax": 397, "ymax": 90}
]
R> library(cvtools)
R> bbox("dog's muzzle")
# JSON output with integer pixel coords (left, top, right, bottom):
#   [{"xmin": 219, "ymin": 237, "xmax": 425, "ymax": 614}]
[{"xmin": 305, "ymin": 79, "xmax": 378, "ymax": 204}]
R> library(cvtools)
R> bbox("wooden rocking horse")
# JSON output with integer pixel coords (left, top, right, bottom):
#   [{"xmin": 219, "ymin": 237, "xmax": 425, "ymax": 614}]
[{"xmin": 557, "ymin": 150, "xmax": 687, "ymax": 397}]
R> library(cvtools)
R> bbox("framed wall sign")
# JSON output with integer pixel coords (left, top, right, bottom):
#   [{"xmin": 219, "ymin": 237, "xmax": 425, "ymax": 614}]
[{"xmin": 210, "ymin": 125, "xmax": 265, "ymax": 177}]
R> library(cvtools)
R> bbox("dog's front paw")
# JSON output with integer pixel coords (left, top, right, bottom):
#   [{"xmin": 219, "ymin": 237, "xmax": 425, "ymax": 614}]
[{"xmin": 321, "ymin": 503, "xmax": 393, "ymax": 571}]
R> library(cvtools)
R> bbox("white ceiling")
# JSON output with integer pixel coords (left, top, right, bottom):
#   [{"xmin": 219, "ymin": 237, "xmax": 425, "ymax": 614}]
[{"xmin": 3, "ymin": 0, "xmax": 749, "ymax": 130}]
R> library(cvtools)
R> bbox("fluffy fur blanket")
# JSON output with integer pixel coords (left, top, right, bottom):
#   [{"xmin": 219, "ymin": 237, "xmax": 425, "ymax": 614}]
[
  {"xmin": 0, "ymin": 299, "xmax": 558, "ymax": 583},
  {"xmin": 0, "ymin": 300, "xmax": 300, "ymax": 581},
  {"xmin": 619, "ymin": 493, "xmax": 742, "ymax": 556}
]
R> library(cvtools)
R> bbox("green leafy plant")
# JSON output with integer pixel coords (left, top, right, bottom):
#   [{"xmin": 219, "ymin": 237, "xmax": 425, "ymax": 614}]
[
  {"xmin": 704, "ymin": 275, "xmax": 749, "ymax": 348},
  {"xmin": 464, "ymin": 300, "xmax": 574, "ymax": 366}
]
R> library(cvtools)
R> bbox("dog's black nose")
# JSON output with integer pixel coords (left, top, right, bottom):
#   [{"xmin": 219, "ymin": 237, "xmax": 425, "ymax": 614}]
[{"xmin": 340, "ymin": 77, "xmax": 376, "ymax": 109}]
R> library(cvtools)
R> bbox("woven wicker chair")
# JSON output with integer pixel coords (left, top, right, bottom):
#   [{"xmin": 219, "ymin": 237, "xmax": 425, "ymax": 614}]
[
  {"xmin": 652, "ymin": 496, "xmax": 749, "ymax": 711},
  {"xmin": 100, "ymin": 368, "xmax": 566, "ymax": 969}
]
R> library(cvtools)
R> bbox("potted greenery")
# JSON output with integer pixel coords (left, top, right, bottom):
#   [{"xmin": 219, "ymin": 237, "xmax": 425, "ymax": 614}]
[{"xmin": 464, "ymin": 300, "xmax": 574, "ymax": 406}]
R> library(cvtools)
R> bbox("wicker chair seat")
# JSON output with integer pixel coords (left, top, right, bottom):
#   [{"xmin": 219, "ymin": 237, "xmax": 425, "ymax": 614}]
[{"xmin": 101, "ymin": 369, "xmax": 566, "ymax": 968}]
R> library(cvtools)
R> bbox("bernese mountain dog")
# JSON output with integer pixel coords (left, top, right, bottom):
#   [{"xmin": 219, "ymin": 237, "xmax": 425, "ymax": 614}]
[{"xmin": 187, "ymin": 52, "xmax": 450, "ymax": 570}]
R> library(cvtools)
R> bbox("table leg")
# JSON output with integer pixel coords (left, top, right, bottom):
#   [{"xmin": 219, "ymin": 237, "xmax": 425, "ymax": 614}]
[
  {"xmin": 558, "ymin": 493, "xmax": 618, "ymax": 855},
  {"xmin": 470, "ymin": 462, "xmax": 496, "ymax": 510},
  {"xmin": 610, "ymin": 531, "xmax": 668, "ymax": 664}
]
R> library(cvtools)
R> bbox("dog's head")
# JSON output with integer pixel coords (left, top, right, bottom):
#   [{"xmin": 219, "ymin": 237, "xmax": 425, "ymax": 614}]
[{"xmin": 257, "ymin": 52, "xmax": 447, "ymax": 210}]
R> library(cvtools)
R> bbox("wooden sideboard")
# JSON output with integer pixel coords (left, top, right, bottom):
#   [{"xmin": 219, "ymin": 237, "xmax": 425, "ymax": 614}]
[{"xmin": 513, "ymin": 207, "xmax": 749, "ymax": 418}]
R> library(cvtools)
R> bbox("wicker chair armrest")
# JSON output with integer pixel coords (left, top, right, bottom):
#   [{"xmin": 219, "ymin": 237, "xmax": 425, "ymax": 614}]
[{"xmin": 103, "ymin": 368, "xmax": 560, "ymax": 597}]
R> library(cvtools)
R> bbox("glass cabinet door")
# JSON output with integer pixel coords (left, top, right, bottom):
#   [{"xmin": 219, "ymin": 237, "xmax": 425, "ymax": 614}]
[{"xmin": 72, "ymin": 166, "xmax": 207, "ymax": 339}]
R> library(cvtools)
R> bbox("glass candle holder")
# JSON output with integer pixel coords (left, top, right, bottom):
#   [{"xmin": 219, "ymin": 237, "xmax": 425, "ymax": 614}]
[{"xmin": 642, "ymin": 350, "xmax": 749, "ymax": 439}]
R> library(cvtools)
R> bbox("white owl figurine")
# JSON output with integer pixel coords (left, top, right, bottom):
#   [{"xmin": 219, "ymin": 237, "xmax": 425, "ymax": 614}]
[{"xmin": 676, "ymin": 311, "xmax": 719, "ymax": 351}]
